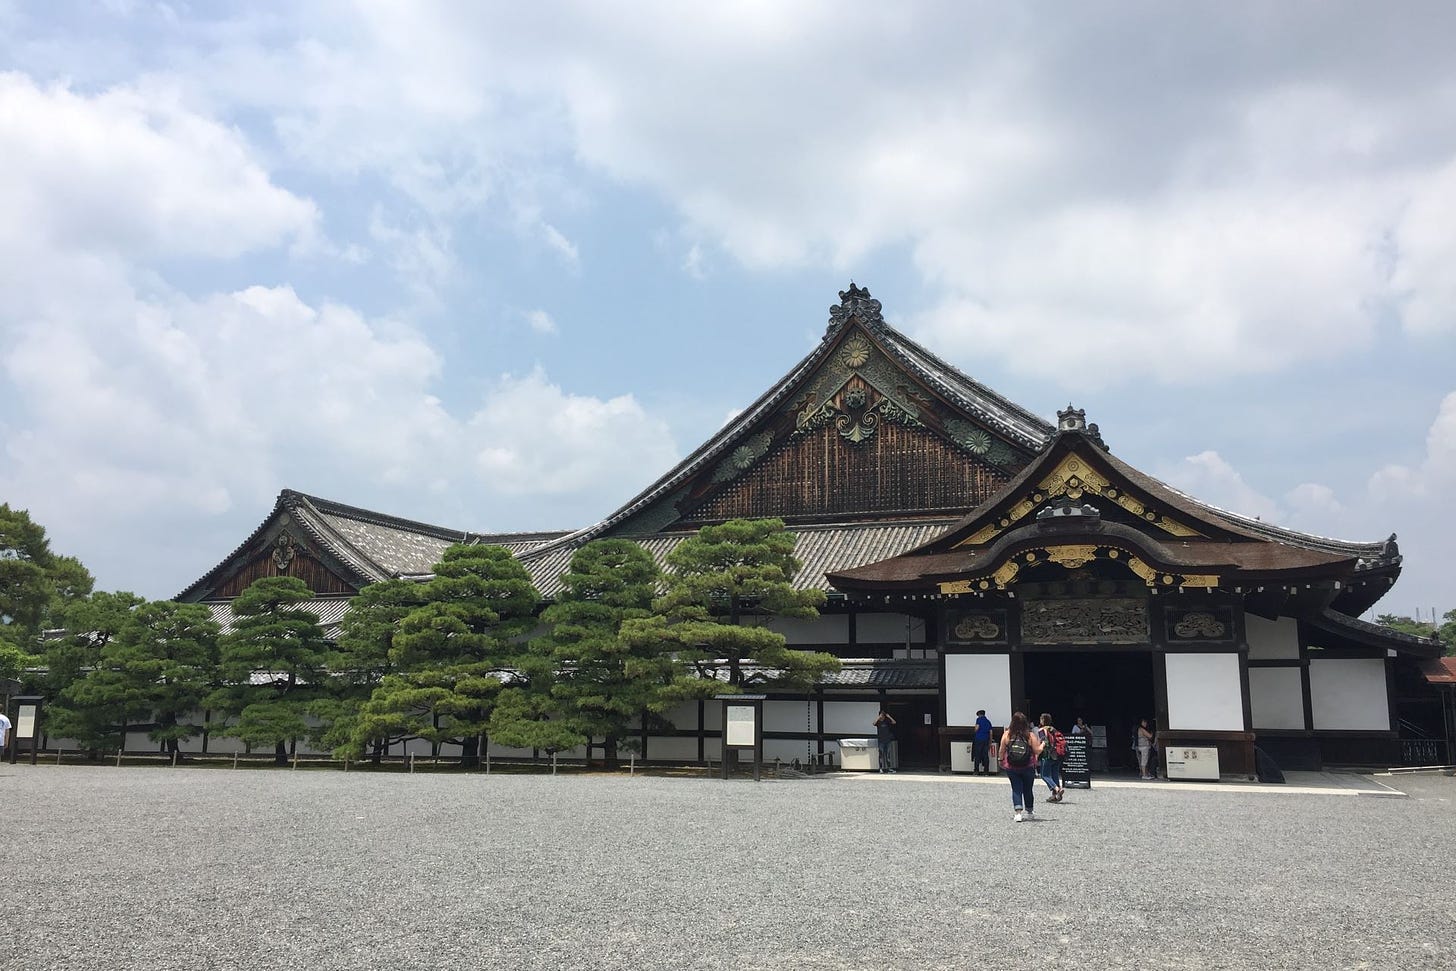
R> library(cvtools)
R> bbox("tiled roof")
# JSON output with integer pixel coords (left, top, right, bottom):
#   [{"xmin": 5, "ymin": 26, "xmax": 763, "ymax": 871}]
[
  {"xmin": 205, "ymin": 597, "xmax": 352, "ymax": 638},
  {"xmin": 817, "ymin": 659, "xmax": 940, "ymax": 689},
  {"xmin": 293, "ymin": 492, "xmax": 567, "ymax": 578},
  {"xmin": 1418, "ymin": 656, "xmax": 1456, "ymax": 685},
  {"xmin": 519, "ymin": 518, "xmax": 959, "ymax": 598}
]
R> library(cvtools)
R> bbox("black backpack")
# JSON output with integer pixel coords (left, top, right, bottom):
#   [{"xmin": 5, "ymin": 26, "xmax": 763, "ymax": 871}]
[{"xmin": 1005, "ymin": 735, "xmax": 1032, "ymax": 767}]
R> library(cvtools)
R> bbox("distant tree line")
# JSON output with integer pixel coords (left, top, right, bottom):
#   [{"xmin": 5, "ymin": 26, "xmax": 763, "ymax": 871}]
[
  {"xmin": 1376, "ymin": 612, "xmax": 1456, "ymax": 656},
  {"xmin": 3, "ymin": 504, "xmax": 841, "ymax": 766}
]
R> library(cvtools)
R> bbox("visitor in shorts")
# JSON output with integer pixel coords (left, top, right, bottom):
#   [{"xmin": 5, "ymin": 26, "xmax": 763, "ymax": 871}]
[
  {"xmin": 873, "ymin": 708, "xmax": 897, "ymax": 773},
  {"xmin": 1037, "ymin": 713, "xmax": 1065, "ymax": 802},
  {"xmin": 1000, "ymin": 711, "xmax": 1044, "ymax": 822},
  {"xmin": 972, "ymin": 709, "xmax": 993, "ymax": 775},
  {"xmin": 1136, "ymin": 718, "xmax": 1156, "ymax": 779}
]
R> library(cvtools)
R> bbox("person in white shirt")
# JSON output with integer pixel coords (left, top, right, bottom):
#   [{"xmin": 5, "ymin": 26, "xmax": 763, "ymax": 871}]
[{"xmin": 0, "ymin": 711, "xmax": 11, "ymax": 757}]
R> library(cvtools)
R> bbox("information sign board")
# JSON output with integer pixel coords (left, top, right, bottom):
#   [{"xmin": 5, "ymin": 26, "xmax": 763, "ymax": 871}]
[{"xmin": 1061, "ymin": 733, "xmax": 1092, "ymax": 789}]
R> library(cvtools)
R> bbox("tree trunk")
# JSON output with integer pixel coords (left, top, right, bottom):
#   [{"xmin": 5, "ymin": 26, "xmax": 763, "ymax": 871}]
[
  {"xmin": 371, "ymin": 738, "xmax": 384, "ymax": 765},
  {"xmin": 274, "ymin": 740, "xmax": 288, "ymax": 765},
  {"xmin": 460, "ymin": 734, "xmax": 479, "ymax": 768},
  {"xmin": 604, "ymin": 735, "xmax": 619, "ymax": 771}
]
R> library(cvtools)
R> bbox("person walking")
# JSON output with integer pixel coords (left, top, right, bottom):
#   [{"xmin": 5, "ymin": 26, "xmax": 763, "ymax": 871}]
[
  {"xmin": 0, "ymin": 709, "xmax": 10, "ymax": 760},
  {"xmin": 1000, "ymin": 711, "xmax": 1043, "ymax": 822},
  {"xmin": 1037, "ymin": 713, "xmax": 1066, "ymax": 802},
  {"xmin": 1136, "ymin": 718, "xmax": 1156, "ymax": 779},
  {"xmin": 873, "ymin": 708, "xmax": 897, "ymax": 773},
  {"xmin": 972, "ymin": 709, "xmax": 993, "ymax": 775}
]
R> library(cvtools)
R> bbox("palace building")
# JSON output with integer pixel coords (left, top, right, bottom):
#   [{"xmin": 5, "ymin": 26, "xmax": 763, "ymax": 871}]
[{"xmin": 173, "ymin": 285, "xmax": 1449, "ymax": 773}]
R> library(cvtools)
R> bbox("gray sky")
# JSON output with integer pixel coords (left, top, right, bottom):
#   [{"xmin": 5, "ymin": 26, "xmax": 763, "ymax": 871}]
[{"xmin": 1, "ymin": 3, "xmax": 1452, "ymax": 619}]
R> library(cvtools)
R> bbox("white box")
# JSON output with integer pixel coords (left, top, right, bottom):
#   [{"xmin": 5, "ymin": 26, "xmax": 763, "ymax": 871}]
[
  {"xmin": 838, "ymin": 738, "xmax": 882, "ymax": 771},
  {"xmin": 1165, "ymin": 746, "xmax": 1220, "ymax": 781},
  {"xmin": 950, "ymin": 741, "xmax": 977, "ymax": 773}
]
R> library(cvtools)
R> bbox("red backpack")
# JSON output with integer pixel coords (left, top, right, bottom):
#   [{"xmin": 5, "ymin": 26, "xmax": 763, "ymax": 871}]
[{"xmin": 1046, "ymin": 727, "xmax": 1067, "ymax": 759}]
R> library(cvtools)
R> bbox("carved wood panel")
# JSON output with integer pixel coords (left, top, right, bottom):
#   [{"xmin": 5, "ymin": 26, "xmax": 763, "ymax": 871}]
[
  {"xmin": 685, "ymin": 421, "xmax": 1013, "ymax": 522},
  {"xmin": 215, "ymin": 546, "xmax": 358, "ymax": 598}
]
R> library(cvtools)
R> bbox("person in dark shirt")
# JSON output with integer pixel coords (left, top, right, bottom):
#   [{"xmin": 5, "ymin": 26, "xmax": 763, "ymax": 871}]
[
  {"xmin": 873, "ymin": 708, "xmax": 897, "ymax": 773},
  {"xmin": 972, "ymin": 709, "xmax": 993, "ymax": 775}
]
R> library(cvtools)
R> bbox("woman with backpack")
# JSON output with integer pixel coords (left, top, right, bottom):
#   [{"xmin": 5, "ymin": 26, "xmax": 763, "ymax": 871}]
[
  {"xmin": 1037, "ymin": 713, "xmax": 1066, "ymax": 802},
  {"xmin": 999, "ymin": 711, "xmax": 1044, "ymax": 822}
]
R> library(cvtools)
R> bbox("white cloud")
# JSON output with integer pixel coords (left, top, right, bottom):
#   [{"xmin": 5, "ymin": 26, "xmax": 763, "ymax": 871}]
[
  {"xmin": 524, "ymin": 309, "xmax": 558, "ymax": 335},
  {"xmin": 0, "ymin": 73, "xmax": 317, "ymax": 261},
  {"xmin": 1160, "ymin": 450, "xmax": 1282, "ymax": 524},
  {"xmin": 466, "ymin": 368, "xmax": 678, "ymax": 497}
]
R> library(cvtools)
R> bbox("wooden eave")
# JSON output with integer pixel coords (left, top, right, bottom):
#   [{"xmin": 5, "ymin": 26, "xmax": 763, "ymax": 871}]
[{"xmin": 1308, "ymin": 607, "xmax": 1444, "ymax": 659}]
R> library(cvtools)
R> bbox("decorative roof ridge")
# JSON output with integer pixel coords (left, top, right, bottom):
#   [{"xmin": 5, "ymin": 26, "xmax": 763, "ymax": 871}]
[
  {"xmin": 285, "ymin": 493, "xmax": 393, "ymax": 584},
  {"xmin": 283, "ymin": 489, "xmax": 476, "ymax": 544},
  {"xmin": 1098, "ymin": 462, "xmax": 1394, "ymax": 560},
  {"xmin": 873, "ymin": 320, "xmax": 1054, "ymax": 448},
  {"xmin": 174, "ymin": 491, "xmax": 294, "ymax": 601}
]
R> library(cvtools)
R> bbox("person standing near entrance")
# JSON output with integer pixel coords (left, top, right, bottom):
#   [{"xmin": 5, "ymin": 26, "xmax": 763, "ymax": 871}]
[
  {"xmin": 972, "ymin": 709, "xmax": 993, "ymax": 775},
  {"xmin": 873, "ymin": 708, "xmax": 897, "ymax": 773},
  {"xmin": 1136, "ymin": 718, "xmax": 1156, "ymax": 779},
  {"xmin": 1000, "ymin": 711, "xmax": 1043, "ymax": 822},
  {"xmin": 0, "ymin": 709, "xmax": 10, "ymax": 759},
  {"xmin": 1037, "ymin": 713, "xmax": 1066, "ymax": 802}
]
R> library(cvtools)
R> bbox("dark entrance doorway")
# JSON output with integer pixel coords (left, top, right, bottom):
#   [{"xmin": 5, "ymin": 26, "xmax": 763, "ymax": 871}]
[
  {"xmin": 1022, "ymin": 650, "xmax": 1156, "ymax": 773},
  {"xmin": 882, "ymin": 695, "xmax": 940, "ymax": 769}
]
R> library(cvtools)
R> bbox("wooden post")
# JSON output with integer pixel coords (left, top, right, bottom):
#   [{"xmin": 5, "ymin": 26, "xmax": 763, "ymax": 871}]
[{"xmin": 233, "ymin": 751, "xmax": 239, "ymax": 770}]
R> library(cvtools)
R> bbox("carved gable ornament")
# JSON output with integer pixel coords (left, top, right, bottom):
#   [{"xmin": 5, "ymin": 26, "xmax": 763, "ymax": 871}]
[
  {"xmin": 957, "ymin": 449, "xmax": 1204, "ymax": 548},
  {"xmin": 271, "ymin": 531, "xmax": 297, "ymax": 572}
]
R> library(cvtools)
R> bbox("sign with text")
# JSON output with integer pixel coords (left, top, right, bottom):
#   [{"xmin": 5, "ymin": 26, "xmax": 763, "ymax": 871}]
[
  {"xmin": 15, "ymin": 704, "xmax": 37, "ymax": 739},
  {"xmin": 1061, "ymin": 733, "xmax": 1091, "ymax": 789},
  {"xmin": 724, "ymin": 705, "xmax": 756, "ymax": 747}
]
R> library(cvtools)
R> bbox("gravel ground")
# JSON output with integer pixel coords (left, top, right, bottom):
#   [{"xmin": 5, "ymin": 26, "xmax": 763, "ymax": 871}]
[{"xmin": 2, "ymin": 765, "xmax": 1453, "ymax": 971}]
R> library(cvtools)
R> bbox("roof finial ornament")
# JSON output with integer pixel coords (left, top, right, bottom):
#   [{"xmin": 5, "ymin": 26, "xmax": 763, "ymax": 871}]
[
  {"xmin": 827, "ymin": 283, "xmax": 884, "ymax": 336},
  {"xmin": 1056, "ymin": 404, "xmax": 1109, "ymax": 450}
]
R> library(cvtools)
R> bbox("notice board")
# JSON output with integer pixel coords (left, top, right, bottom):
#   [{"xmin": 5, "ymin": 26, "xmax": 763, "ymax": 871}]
[{"xmin": 1062, "ymin": 733, "xmax": 1092, "ymax": 789}]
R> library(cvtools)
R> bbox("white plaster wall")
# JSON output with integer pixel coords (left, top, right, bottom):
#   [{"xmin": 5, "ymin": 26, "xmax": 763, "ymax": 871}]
[
  {"xmin": 821, "ymin": 700, "xmax": 882, "ymax": 736},
  {"xmin": 856, "ymin": 612, "xmax": 926, "ymax": 644},
  {"xmin": 945, "ymin": 653, "xmax": 1011, "ymax": 727},
  {"xmin": 645, "ymin": 735, "xmax": 698, "ymax": 761},
  {"xmin": 764, "ymin": 700, "xmax": 817, "ymax": 733},
  {"xmin": 1246, "ymin": 615, "xmax": 1301, "ymax": 660},
  {"xmin": 1166, "ymin": 653, "xmax": 1244, "ymax": 731},
  {"xmin": 1310, "ymin": 658, "xmax": 1390, "ymax": 731},
  {"xmin": 764, "ymin": 738, "xmax": 818, "ymax": 762},
  {"xmin": 746, "ymin": 614, "xmax": 849, "ymax": 644},
  {"xmin": 661, "ymin": 702, "xmax": 700, "ymax": 731},
  {"xmin": 1248, "ymin": 667, "xmax": 1306, "ymax": 730}
]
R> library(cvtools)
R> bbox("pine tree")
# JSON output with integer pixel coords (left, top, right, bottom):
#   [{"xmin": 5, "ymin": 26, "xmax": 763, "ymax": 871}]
[
  {"xmin": 1, "ymin": 504, "xmax": 94, "ymax": 680},
  {"xmin": 113, "ymin": 601, "xmax": 220, "ymax": 757},
  {"xmin": 623, "ymin": 518, "xmax": 839, "ymax": 690},
  {"xmin": 355, "ymin": 545, "xmax": 538, "ymax": 767},
  {"xmin": 505, "ymin": 539, "xmax": 675, "ymax": 766},
  {"xmin": 210, "ymin": 576, "xmax": 329, "ymax": 765},
  {"xmin": 45, "ymin": 591, "xmax": 146, "ymax": 755},
  {"xmin": 326, "ymin": 578, "xmax": 426, "ymax": 761}
]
